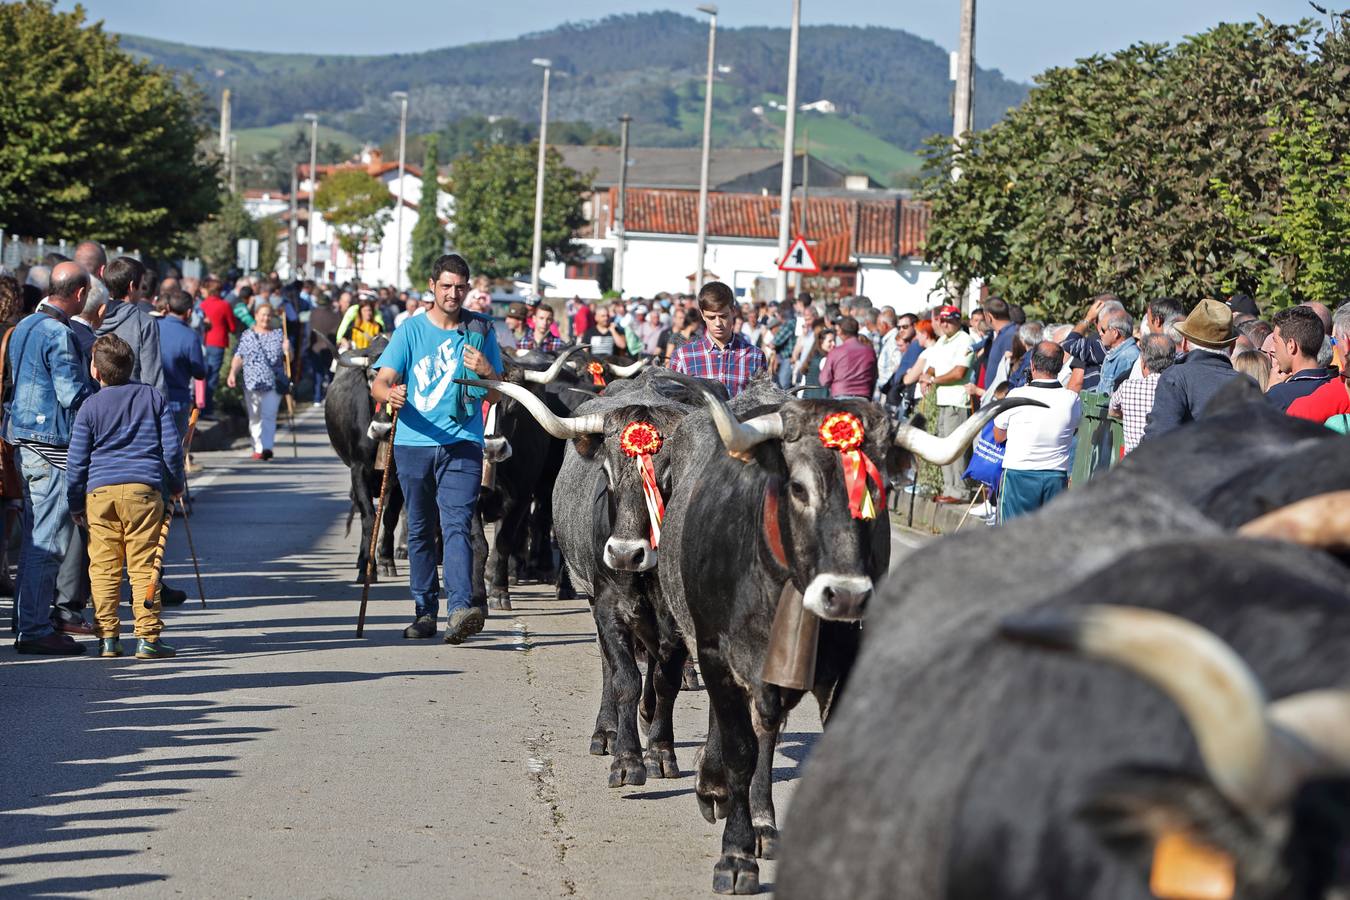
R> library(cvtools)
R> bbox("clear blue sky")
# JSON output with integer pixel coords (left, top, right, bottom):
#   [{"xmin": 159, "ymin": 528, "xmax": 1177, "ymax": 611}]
[{"xmin": 65, "ymin": 0, "xmax": 1318, "ymax": 83}]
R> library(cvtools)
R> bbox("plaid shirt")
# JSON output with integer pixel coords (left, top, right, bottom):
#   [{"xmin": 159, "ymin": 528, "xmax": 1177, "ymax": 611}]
[
  {"xmin": 669, "ymin": 332, "xmax": 767, "ymax": 397},
  {"xmin": 1110, "ymin": 373, "xmax": 1159, "ymax": 453},
  {"xmin": 517, "ymin": 331, "xmax": 566, "ymax": 353}
]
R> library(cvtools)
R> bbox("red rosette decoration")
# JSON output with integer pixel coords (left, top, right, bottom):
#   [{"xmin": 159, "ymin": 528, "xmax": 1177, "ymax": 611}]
[
  {"xmin": 619, "ymin": 421, "xmax": 665, "ymax": 547},
  {"xmin": 620, "ymin": 421, "xmax": 663, "ymax": 458},
  {"xmin": 817, "ymin": 412, "xmax": 884, "ymax": 520},
  {"xmin": 588, "ymin": 360, "xmax": 607, "ymax": 387}
]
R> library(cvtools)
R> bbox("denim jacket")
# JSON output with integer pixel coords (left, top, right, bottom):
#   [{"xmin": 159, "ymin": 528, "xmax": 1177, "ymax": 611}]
[{"xmin": 3, "ymin": 305, "xmax": 95, "ymax": 446}]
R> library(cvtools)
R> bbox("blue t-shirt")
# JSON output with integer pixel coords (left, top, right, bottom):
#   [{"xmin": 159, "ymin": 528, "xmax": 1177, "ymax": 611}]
[{"xmin": 376, "ymin": 312, "xmax": 503, "ymax": 448}]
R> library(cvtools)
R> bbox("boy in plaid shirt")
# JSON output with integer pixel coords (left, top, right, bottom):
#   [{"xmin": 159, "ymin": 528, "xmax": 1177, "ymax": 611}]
[{"xmin": 668, "ymin": 281, "xmax": 766, "ymax": 397}]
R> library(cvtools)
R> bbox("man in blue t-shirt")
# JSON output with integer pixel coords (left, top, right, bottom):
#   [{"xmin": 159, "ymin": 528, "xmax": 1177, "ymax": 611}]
[{"xmin": 371, "ymin": 254, "xmax": 503, "ymax": 644}]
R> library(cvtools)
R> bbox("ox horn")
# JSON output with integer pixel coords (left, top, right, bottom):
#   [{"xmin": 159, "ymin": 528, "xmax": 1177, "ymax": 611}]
[
  {"xmin": 457, "ymin": 378, "xmax": 604, "ymax": 439},
  {"xmin": 657, "ymin": 372, "xmax": 781, "ymax": 459},
  {"xmin": 1001, "ymin": 604, "xmax": 1350, "ymax": 814},
  {"xmin": 522, "ymin": 345, "xmax": 585, "ymax": 385},
  {"xmin": 608, "ymin": 358, "xmax": 649, "ymax": 379},
  {"xmin": 893, "ymin": 396, "xmax": 1046, "ymax": 465},
  {"xmin": 337, "ymin": 352, "xmax": 371, "ymax": 368},
  {"xmin": 1237, "ymin": 491, "xmax": 1350, "ymax": 553}
]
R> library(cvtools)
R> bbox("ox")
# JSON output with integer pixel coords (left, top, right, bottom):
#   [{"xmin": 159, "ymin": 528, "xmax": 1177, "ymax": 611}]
[
  {"xmin": 654, "ymin": 374, "xmax": 1038, "ymax": 893},
  {"xmin": 467, "ymin": 371, "xmax": 745, "ymax": 788},
  {"xmin": 778, "ymin": 380, "xmax": 1350, "ymax": 899},
  {"xmin": 325, "ymin": 337, "xmax": 404, "ymax": 581}
]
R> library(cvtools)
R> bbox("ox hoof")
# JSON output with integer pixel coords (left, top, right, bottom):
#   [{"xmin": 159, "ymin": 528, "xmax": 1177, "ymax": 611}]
[
  {"xmin": 696, "ymin": 791, "xmax": 732, "ymax": 824},
  {"xmin": 712, "ymin": 856, "xmax": 760, "ymax": 895},
  {"xmin": 487, "ymin": 595, "xmax": 512, "ymax": 611},
  {"xmin": 754, "ymin": 825, "xmax": 779, "ymax": 860},
  {"xmin": 643, "ymin": 743, "xmax": 680, "ymax": 779},
  {"xmin": 378, "ymin": 558, "xmax": 397, "ymax": 578},
  {"xmin": 681, "ymin": 661, "xmax": 701, "ymax": 691},
  {"xmin": 608, "ymin": 754, "xmax": 647, "ymax": 788},
  {"xmin": 589, "ymin": 729, "xmax": 616, "ymax": 756}
]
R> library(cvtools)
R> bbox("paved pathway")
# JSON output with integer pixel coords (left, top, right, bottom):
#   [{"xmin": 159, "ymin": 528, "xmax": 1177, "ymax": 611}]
[{"xmin": 0, "ymin": 409, "xmax": 899, "ymax": 898}]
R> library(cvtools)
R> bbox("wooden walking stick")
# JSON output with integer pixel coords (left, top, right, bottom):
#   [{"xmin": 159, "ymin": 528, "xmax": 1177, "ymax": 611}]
[
  {"xmin": 356, "ymin": 407, "xmax": 398, "ymax": 638},
  {"xmin": 177, "ymin": 495, "xmax": 207, "ymax": 608},
  {"xmin": 280, "ymin": 315, "xmax": 299, "ymax": 458},
  {"xmin": 146, "ymin": 508, "xmax": 174, "ymax": 610}
]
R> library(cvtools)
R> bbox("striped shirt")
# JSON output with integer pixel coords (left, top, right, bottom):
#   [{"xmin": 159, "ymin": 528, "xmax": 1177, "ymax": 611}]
[{"xmin": 668, "ymin": 333, "xmax": 767, "ymax": 398}]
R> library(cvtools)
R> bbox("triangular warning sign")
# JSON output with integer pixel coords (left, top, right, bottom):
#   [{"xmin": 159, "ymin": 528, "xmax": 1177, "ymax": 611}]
[{"xmin": 778, "ymin": 236, "xmax": 820, "ymax": 274}]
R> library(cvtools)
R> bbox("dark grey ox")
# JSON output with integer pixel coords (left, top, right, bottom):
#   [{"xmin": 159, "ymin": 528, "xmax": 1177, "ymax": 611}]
[
  {"xmin": 655, "ymin": 374, "xmax": 1040, "ymax": 894},
  {"xmin": 778, "ymin": 379, "xmax": 1350, "ymax": 899},
  {"xmin": 467, "ymin": 371, "xmax": 754, "ymax": 789},
  {"xmin": 324, "ymin": 336, "xmax": 404, "ymax": 581}
]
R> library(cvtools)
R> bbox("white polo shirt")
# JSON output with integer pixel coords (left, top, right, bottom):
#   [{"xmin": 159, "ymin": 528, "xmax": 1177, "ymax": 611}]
[
  {"xmin": 926, "ymin": 329, "xmax": 976, "ymax": 407},
  {"xmin": 994, "ymin": 381, "xmax": 1083, "ymax": 472}
]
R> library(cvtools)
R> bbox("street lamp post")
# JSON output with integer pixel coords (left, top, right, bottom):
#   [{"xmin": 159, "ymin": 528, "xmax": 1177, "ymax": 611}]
[
  {"xmin": 614, "ymin": 114, "xmax": 632, "ymax": 299},
  {"xmin": 304, "ymin": 112, "xmax": 319, "ymax": 280},
  {"xmin": 392, "ymin": 91, "xmax": 409, "ymax": 291},
  {"xmin": 695, "ymin": 4, "xmax": 718, "ymax": 294},
  {"xmin": 774, "ymin": 0, "xmax": 802, "ymax": 302},
  {"xmin": 530, "ymin": 58, "xmax": 553, "ymax": 302}
]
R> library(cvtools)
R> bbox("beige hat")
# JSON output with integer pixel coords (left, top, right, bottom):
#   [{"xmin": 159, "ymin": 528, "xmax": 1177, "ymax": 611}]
[{"xmin": 1175, "ymin": 299, "xmax": 1238, "ymax": 348}]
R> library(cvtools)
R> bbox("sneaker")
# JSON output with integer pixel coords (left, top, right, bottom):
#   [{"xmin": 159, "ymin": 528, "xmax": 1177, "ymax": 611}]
[
  {"xmin": 966, "ymin": 501, "xmax": 993, "ymax": 518},
  {"xmin": 99, "ymin": 637, "xmax": 124, "ymax": 658},
  {"xmin": 444, "ymin": 606, "xmax": 485, "ymax": 645},
  {"xmin": 312, "ymin": 401, "xmax": 323, "ymax": 408},
  {"xmin": 16, "ymin": 633, "xmax": 87, "ymax": 655},
  {"xmin": 402, "ymin": 615, "xmax": 437, "ymax": 639},
  {"xmin": 135, "ymin": 638, "xmax": 176, "ymax": 659},
  {"xmin": 160, "ymin": 584, "xmax": 188, "ymax": 607},
  {"xmin": 262, "ymin": 449, "xmax": 274, "ymax": 461}
]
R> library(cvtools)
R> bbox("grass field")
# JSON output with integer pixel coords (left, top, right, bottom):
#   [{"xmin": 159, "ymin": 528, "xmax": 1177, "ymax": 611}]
[{"xmin": 232, "ymin": 123, "xmax": 364, "ymax": 159}]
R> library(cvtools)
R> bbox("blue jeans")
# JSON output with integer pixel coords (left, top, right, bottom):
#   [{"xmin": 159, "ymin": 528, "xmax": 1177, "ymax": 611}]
[
  {"xmin": 15, "ymin": 447, "xmax": 74, "ymax": 642},
  {"xmin": 777, "ymin": 356, "xmax": 793, "ymax": 389},
  {"xmin": 204, "ymin": 345, "xmax": 225, "ymax": 416},
  {"xmin": 395, "ymin": 442, "xmax": 482, "ymax": 619},
  {"xmin": 168, "ymin": 400, "xmax": 192, "ymax": 443},
  {"xmin": 307, "ymin": 350, "xmax": 332, "ymax": 403}
]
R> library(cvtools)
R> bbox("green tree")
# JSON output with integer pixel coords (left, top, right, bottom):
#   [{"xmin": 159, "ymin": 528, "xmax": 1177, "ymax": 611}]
[
  {"xmin": 407, "ymin": 137, "xmax": 447, "ymax": 285},
  {"xmin": 193, "ymin": 192, "xmax": 254, "ymax": 276},
  {"xmin": 0, "ymin": 1, "xmax": 219, "ymax": 254},
  {"xmin": 256, "ymin": 215, "xmax": 281, "ymax": 275},
  {"xmin": 449, "ymin": 143, "xmax": 588, "ymax": 280},
  {"xmin": 313, "ymin": 169, "xmax": 393, "ymax": 280},
  {"xmin": 919, "ymin": 18, "xmax": 1350, "ymax": 320}
]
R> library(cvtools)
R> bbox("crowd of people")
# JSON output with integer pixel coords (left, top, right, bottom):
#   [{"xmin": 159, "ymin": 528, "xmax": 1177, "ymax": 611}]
[{"xmin": 3, "ymin": 237, "xmax": 1346, "ymax": 654}]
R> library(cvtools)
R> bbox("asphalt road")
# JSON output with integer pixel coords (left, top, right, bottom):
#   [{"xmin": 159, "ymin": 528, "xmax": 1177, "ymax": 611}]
[{"xmin": 0, "ymin": 408, "xmax": 925, "ymax": 899}]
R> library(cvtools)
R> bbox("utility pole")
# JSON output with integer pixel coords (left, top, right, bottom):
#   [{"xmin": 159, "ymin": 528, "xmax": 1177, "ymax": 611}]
[
  {"xmin": 614, "ymin": 114, "xmax": 632, "ymax": 299},
  {"xmin": 228, "ymin": 135, "xmax": 238, "ymax": 193},
  {"xmin": 774, "ymin": 0, "xmax": 802, "ymax": 302},
  {"xmin": 797, "ymin": 128, "xmax": 809, "ymax": 294},
  {"xmin": 530, "ymin": 58, "xmax": 553, "ymax": 302},
  {"xmin": 953, "ymin": 0, "xmax": 976, "ymax": 144},
  {"xmin": 304, "ymin": 112, "xmax": 319, "ymax": 280},
  {"xmin": 288, "ymin": 166, "xmax": 298, "ymax": 279},
  {"xmin": 219, "ymin": 88, "xmax": 231, "ymax": 164},
  {"xmin": 392, "ymin": 91, "xmax": 409, "ymax": 291},
  {"xmin": 694, "ymin": 4, "xmax": 718, "ymax": 294}
]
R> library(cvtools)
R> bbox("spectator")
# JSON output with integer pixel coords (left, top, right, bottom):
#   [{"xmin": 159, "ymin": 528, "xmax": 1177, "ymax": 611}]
[
  {"xmin": 97, "ymin": 257, "xmax": 164, "ymax": 392},
  {"xmin": 1265, "ymin": 305, "xmax": 1333, "ymax": 411},
  {"xmin": 518, "ymin": 304, "xmax": 566, "ymax": 352},
  {"xmin": 819, "ymin": 316, "xmax": 878, "ymax": 399},
  {"xmin": 977, "ymin": 297, "xmax": 1017, "ymax": 391},
  {"xmin": 1129, "ymin": 296, "xmax": 1188, "ymax": 379},
  {"xmin": 639, "ymin": 307, "xmax": 665, "ymax": 357},
  {"xmin": 464, "ymin": 274, "xmax": 493, "ymax": 314},
  {"xmin": 0, "ymin": 275, "xmax": 24, "ymax": 595},
  {"xmin": 1005, "ymin": 321, "xmax": 1042, "ymax": 388},
  {"xmin": 226, "ymin": 302, "xmax": 289, "ymax": 461},
  {"xmin": 71, "ymin": 277, "xmax": 106, "ymax": 360},
  {"xmin": 790, "ymin": 303, "xmax": 821, "ymax": 383},
  {"xmin": 1111, "ymin": 333, "xmax": 1176, "ymax": 453},
  {"xmin": 993, "ymin": 342, "xmax": 1083, "ymax": 521},
  {"xmin": 24, "ymin": 264, "xmax": 51, "ymax": 296},
  {"xmin": 919, "ymin": 305, "xmax": 976, "ymax": 504},
  {"xmin": 1096, "ymin": 310, "xmax": 1139, "ymax": 395},
  {"xmin": 503, "ymin": 302, "xmax": 530, "ymax": 349},
  {"xmin": 572, "ymin": 298, "xmax": 595, "ymax": 340},
  {"xmin": 6, "ymin": 262, "xmax": 96, "ymax": 654},
  {"xmin": 1060, "ymin": 294, "xmax": 1125, "ymax": 391},
  {"xmin": 199, "ymin": 276, "xmax": 239, "ymax": 417},
  {"xmin": 581, "ymin": 304, "xmax": 625, "ymax": 357},
  {"xmin": 1232, "ymin": 349, "xmax": 1272, "ymax": 391},
  {"xmin": 231, "ymin": 283, "xmax": 256, "ymax": 329},
  {"xmin": 343, "ymin": 300, "xmax": 382, "ymax": 351},
  {"xmin": 1233, "ymin": 318, "xmax": 1273, "ymax": 356},
  {"xmin": 658, "ymin": 307, "xmax": 697, "ymax": 363},
  {"xmin": 158, "ymin": 289, "xmax": 207, "ymax": 442},
  {"xmin": 1142, "ymin": 299, "xmax": 1240, "ymax": 441},
  {"xmin": 307, "ymin": 293, "xmax": 340, "ymax": 406},
  {"xmin": 394, "ymin": 297, "xmax": 420, "ymax": 329},
  {"xmin": 66, "ymin": 334, "xmax": 185, "ymax": 660},
  {"xmin": 874, "ymin": 309, "xmax": 904, "ymax": 401},
  {"xmin": 1288, "ymin": 303, "xmax": 1350, "ymax": 427},
  {"xmin": 73, "ymin": 240, "xmax": 106, "ymax": 280},
  {"xmin": 669, "ymin": 281, "xmax": 766, "ymax": 398},
  {"xmin": 1301, "ymin": 300, "xmax": 1333, "ymax": 335}
]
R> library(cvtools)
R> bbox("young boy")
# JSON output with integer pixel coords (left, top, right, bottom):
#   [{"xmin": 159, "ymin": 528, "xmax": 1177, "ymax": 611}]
[{"xmin": 66, "ymin": 334, "xmax": 185, "ymax": 659}]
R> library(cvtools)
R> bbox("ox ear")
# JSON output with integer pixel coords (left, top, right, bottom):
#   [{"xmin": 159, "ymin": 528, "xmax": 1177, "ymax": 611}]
[{"xmin": 1076, "ymin": 766, "xmax": 1244, "ymax": 899}]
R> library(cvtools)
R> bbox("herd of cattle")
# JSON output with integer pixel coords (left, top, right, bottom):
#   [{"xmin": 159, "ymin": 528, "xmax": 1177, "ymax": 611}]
[{"xmin": 325, "ymin": 341, "xmax": 1350, "ymax": 898}]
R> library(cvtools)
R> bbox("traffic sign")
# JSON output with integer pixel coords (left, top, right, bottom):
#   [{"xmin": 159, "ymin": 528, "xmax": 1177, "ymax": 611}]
[{"xmin": 778, "ymin": 236, "xmax": 820, "ymax": 274}]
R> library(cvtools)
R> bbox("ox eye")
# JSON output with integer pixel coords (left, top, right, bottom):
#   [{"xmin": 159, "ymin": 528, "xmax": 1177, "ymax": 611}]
[{"xmin": 789, "ymin": 480, "xmax": 809, "ymax": 503}]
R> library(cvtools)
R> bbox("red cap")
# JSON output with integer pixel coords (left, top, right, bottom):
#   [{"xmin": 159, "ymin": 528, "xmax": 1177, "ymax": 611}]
[{"xmin": 937, "ymin": 305, "xmax": 963, "ymax": 320}]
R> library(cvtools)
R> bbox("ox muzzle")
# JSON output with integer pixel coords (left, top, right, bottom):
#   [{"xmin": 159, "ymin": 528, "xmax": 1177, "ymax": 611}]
[
  {"xmin": 802, "ymin": 573, "xmax": 872, "ymax": 621},
  {"xmin": 602, "ymin": 537, "xmax": 656, "ymax": 573}
]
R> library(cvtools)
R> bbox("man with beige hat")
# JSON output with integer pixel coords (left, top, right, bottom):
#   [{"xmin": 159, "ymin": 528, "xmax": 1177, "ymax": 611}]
[{"xmin": 1142, "ymin": 298, "xmax": 1240, "ymax": 441}]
